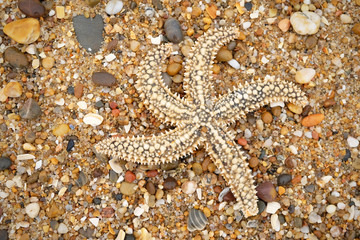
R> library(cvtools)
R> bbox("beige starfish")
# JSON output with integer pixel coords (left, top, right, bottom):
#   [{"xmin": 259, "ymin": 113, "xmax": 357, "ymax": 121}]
[{"xmin": 95, "ymin": 27, "xmax": 308, "ymax": 217}]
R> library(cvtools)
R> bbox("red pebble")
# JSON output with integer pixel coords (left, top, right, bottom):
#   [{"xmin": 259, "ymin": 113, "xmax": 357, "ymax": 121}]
[
  {"xmin": 109, "ymin": 101, "xmax": 118, "ymax": 109},
  {"xmin": 237, "ymin": 138, "xmax": 247, "ymax": 146},
  {"xmin": 312, "ymin": 130, "xmax": 319, "ymax": 140},
  {"xmin": 146, "ymin": 170, "xmax": 159, "ymax": 178},
  {"xmin": 111, "ymin": 109, "xmax": 120, "ymax": 117},
  {"xmin": 125, "ymin": 170, "xmax": 136, "ymax": 183}
]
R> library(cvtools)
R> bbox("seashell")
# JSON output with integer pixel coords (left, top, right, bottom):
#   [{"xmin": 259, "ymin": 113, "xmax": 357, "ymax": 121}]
[{"xmin": 187, "ymin": 208, "xmax": 208, "ymax": 232}]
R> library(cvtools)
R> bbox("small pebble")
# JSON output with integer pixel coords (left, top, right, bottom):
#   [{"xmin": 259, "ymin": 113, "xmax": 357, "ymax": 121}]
[
  {"xmin": 85, "ymin": 0, "xmax": 100, "ymax": 7},
  {"xmin": 352, "ymin": 23, "xmax": 360, "ymax": 36},
  {"xmin": 301, "ymin": 113, "xmax": 325, "ymax": 127},
  {"xmin": 134, "ymin": 207, "xmax": 144, "ymax": 217},
  {"xmin": 19, "ymin": 98, "xmax": 42, "ymax": 120},
  {"xmin": 261, "ymin": 112, "xmax": 273, "ymax": 124},
  {"xmin": 146, "ymin": 181, "xmax": 156, "ymax": 195},
  {"xmin": 120, "ymin": 182, "xmax": 137, "ymax": 195},
  {"xmin": 76, "ymin": 171, "xmax": 88, "ymax": 187},
  {"xmin": 25, "ymin": 202, "xmax": 40, "ymax": 218},
  {"xmin": 266, "ymin": 202, "xmax": 281, "ymax": 214},
  {"xmin": 347, "ymin": 136, "xmax": 359, "ymax": 148},
  {"xmin": 167, "ymin": 63, "xmax": 182, "ymax": 76},
  {"xmin": 3, "ymin": 82, "xmax": 22, "ymax": 98},
  {"xmin": 340, "ymin": 14, "xmax": 352, "ymax": 24},
  {"xmin": 4, "ymin": 47, "xmax": 29, "ymax": 68},
  {"xmin": 109, "ymin": 159, "xmax": 122, "ymax": 173},
  {"xmin": 0, "ymin": 157, "xmax": 12, "ymax": 170},
  {"xmin": 52, "ymin": 124, "xmax": 70, "ymax": 137},
  {"xmin": 227, "ymin": 59, "xmax": 240, "ymax": 69},
  {"xmin": 83, "ymin": 113, "xmax": 103, "ymax": 126},
  {"xmin": 181, "ymin": 181, "xmax": 197, "ymax": 195},
  {"xmin": 294, "ymin": 217, "xmax": 303, "ymax": 227},
  {"xmin": 129, "ymin": 40, "xmax": 140, "ymax": 52},
  {"xmin": 42, "ymin": 57, "xmax": 55, "ymax": 69},
  {"xmin": 92, "ymin": 72, "xmax": 117, "ymax": 86},
  {"xmin": 295, "ymin": 68, "xmax": 315, "ymax": 84},
  {"xmin": 256, "ymin": 182, "xmax": 277, "ymax": 202},
  {"xmin": 278, "ymin": 19, "xmax": 290, "ymax": 32},
  {"xmin": 163, "ymin": 177, "xmax": 177, "ymax": 190},
  {"xmin": 18, "ymin": 0, "xmax": 45, "ymax": 18},
  {"xmin": 124, "ymin": 171, "xmax": 136, "ymax": 183},
  {"xmin": 305, "ymin": 35, "xmax": 317, "ymax": 48},
  {"xmin": 105, "ymin": 0, "xmax": 123, "ymax": 15},
  {"xmin": 326, "ymin": 204, "xmax": 336, "ymax": 214},
  {"xmin": 287, "ymin": 103, "xmax": 302, "ymax": 114},
  {"xmin": 3, "ymin": 18, "xmax": 41, "ymax": 44},
  {"xmin": 271, "ymin": 214, "xmax": 280, "ymax": 231},
  {"xmin": 290, "ymin": 12, "xmax": 321, "ymax": 35},
  {"xmin": 277, "ymin": 174, "xmax": 292, "ymax": 186},
  {"xmin": 57, "ymin": 223, "xmax": 68, "ymax": 234},
  {"xmin": 192, "ymin": 162, "xmax": 203, "ymax": 175},
  {"xmin": 330, "ymin": 226, "xmax": 342, "ymax": 238},
  {"xmin": 248, "ymin": 157, "xmax": 259, "ymax": 168},
  {"xmin": 257, "ymin": 200, "xmax": 266, "ymax": 214},
  {"xmin": 164, "ymin": 18, "xmax": 183, "ymax": 43},
  {"xmin": 216, "ymin": 48, "xmax": 233, "ymax": 62},
  {"xmin": 323, "ymin": 99, "xmax": 336, "ymax": 108}
]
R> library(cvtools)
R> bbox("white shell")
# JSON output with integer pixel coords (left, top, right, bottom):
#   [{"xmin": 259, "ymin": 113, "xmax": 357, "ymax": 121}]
[
  {"xmin": 187, "ymin": 208, "xmax": 208, "ymax": 232},
  {"xmin": 105, "ymin": 0, "xmax": 123, "ymax": 15}
]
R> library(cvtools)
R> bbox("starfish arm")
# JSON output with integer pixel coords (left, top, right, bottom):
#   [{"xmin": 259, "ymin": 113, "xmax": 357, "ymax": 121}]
[
  {"xmin": 183, "ymin": 27, "xmax": 242, "ymax": 107},
  {"xmin": 204, "ymin": 124, "xmax": 258, "ymax": 217},
  {"xmin": 213, "ymin": 77, "xmax": 308, "ymax": 123},
  {"xmin": 95, "ymin": 123, "xmax": 203, "ymax": 165},
  {"xmin": 136, "ymin": 44, "xmax": 195, "ymax": 125}
]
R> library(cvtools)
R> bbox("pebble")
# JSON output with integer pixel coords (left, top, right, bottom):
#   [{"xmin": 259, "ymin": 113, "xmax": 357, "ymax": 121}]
[
  {"xmin": 266, "ymin": 202, "xmax": 281, "ymax": 214},
  {"xmin": 4, "ymin": 82, "xmax": 22, "ymax": 98},
  {"xmin": 326, "ymin": 204, "xmax": 336, "ymax": 214},
  {"xmin": 120, "ymin": 182, "xmax": 136, "ymax": 195},
  {"xmin": 0, "ymin": 157, "xmax": 12, "ymax": 170},
  {"xmin": 347, "ymin": 136, "xmax": 359, "ymax": 148},
  {"xmin": 163, "ymin": 177, "xmax": 177, "ymax": 190},
  {"xmin": 227, "ymin": 59, "xmax": 241, "ymax": 69},
  {"xmin": 257, "ymin": 200, "xmax": 266, "ymax": 214},
  {"xmin": 52, "ymin": 124, "xmax": 70, "ymax": 137},
  {"xmin": 294, "ymin": 217, "xmax": 303, "ymax": 227},
  {"xmin": 146, "ymin": 181, "xmax": 156, "ymax": 195},
  {"xmin": 295, "ymin": 68, "xmax": 316, "ymax": 84},
  {"xmin": 290, "ymin": 12, "xmax": 321, "ymax": 35},
  {"xmin": 57, "ymin": 223, "xmax": 68, "ymax": 234},
  {"xmin": 216, "ymin": 48, "xmax": 233, "ymax": 62},
  {"xmin": 181, "ymin": 181, "xmax": 197, "ymax": 194},
  {"xmin": 164, "ymin": 18, "xmax": 183, "ymax": 43},
  {"xmin": 47, "ymin": 203, "xmax": 64, "ymax": 218},
  {"xmin": 166, "ymin": 63, "xmax": 182, "ymax": 76},
  {"xmin": 340, "ymin": 14, "xmax": 352, "ymax": 24},
  {"xmin": 4, "ymin": 47, "xmax": 29, "ymax": 68},
  {"xmin": 256, "ymin": 182, "xmax": 277, "ymax": 202},
  {"xmin": 261, "ymin": 111, "xmax": 273, "ymax": 124},
  {"xmin": 305, "ymin": 35, "xmax": 317, "ymax": 48},
  {"xmin": 134, "ymin": 207, "xmax": 145, "ymax": 217},
  {"xmin": 248, "ymin": 157, "xmax": 259, "ymax": 168},
  {"xmin": 89, "ymin": 218, "xmax": 99, "ymax": 227},
  {"xmin": 3, "ymin": 18, "xmax": 41, "ymax": 44},
  {"xmin": 301, "ymin": 113, "xmax": 325, "ymax": 127},
  {"xmin": 92, "ymin": 72, "xmax": 117, "ymax": 86},
  {"xmin": 330, "ymin": 226, "xmax": 342, "ymax": 238},
  {"xmin": 352, "ymin": 23, "xmax": 360, "ymax": 36},
  {"xmin": 323, "ymin": 99, "xmax": 336, "ymax": 108},
  {"xmin": 192, "ymin": 162, "xmax": 203, "ymax": 175},
  {"xmin": 0, "ymin": 230, "xmax": 8, "ymax": 240},
  {"xmin": 124, "ymin": 171, "xmax": 136, "ymax": 183},
  {"xmin": 85, "ymin": 0, "xmax": 100, "ymax": 7},
  {"xmin": 277, "ymin": 174, "xmax": 292, "ymax": 186},
  {"xmin": 19, "ymin": 98, "xmax": 42, "ymax": 119},
  {"xmin": 79, "ymin": 228, "xmax": 94, "ymax": 238},
  {"xmin": 145, "ymin": 170, "xmax": 158, "ymax": 178},
  {"xmin": 278, "ymin": 19, "xmax": 290, "ymax": 32},
  {"xmin": 42, "ymin": 57, "xmax": 55, "ymax": 69},
  {"xmin": 129, "ymin": 40, "xmax": 140, "ymax": 52},
  {"xmin": 25, "ymin": 202, "xmax": 40, "ymax": 218},
  {"xmin": 287, "ymin": 103, "xmax": 302, "ymax": 114},
  {"xmin": 271, "ymin": 214, "xmax": 280, "ymax": 231},
  {"xmin": 105, "ymin": 0, "xmax": 123, "ymax": 15},
  {"xmin": 18, "ymin": 0, "xmax": 45, "ymax": 18},
  {"xmin": 83, "ymin": 113, "xmax": 103, "ymax": 126},
  {"xmin": 73, "ymin": 15, "xmax": 104, "ymax": 53}
]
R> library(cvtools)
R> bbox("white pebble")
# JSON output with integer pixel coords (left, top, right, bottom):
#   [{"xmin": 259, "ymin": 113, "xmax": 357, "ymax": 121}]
[
  {"xmin": 300, "ymin": 225, "xmax": 310, "ymax": 233},
  {"xmin": 243, "ymin": 22, "xmax": 251, "ymax": 29},
  {"xmin": 25, "ymin": 203, "xmax": 40, "ymax": 218},
  {"xmin": 244, "ymin": 129, "xmax": 252, "ymax": 138},
  {"xmin": 308, "ymin": 211, "xmax": 322, "ymax": 223},
  {"xmin": 289, "ymin": 145, "xmax": 298, "ymax": 155},
  {"xmin": 83, "ymin": 113, "xmax": 103, "ymax": 126},
  {"xmin": 105, "ymin": 0, "xmax": 123, "ymax": 15},
  {"xmin": 293, "ymin": 130, "xmax": 303, "ymax": 137},
  {"xmin": 330, "ymin": 226, "xmax": 342, "ymax": 238},
  {"xmin": 227, "ymin": 59, "xmax": 240, "ymax": 69},
  {"xmin": 270, "ymin": 214, "xmax": 281, "ymax": 231},
  {"xmin": 89, "ymin": 217, "xmax": 99, "ymax": 227},
  {"xmin": 290, "ymin": 12, "xmax": 321, "ymax": 35},
  {"xmin": 35, "ymin": 160, "xmax": 42, "ymax": 170},
  {"xmin": 340, "ymin": 14, "xmax": 352, "ymax": 24},
  {"xmin": 105, "ymin": 53, "xmax": 117, "ymax": 62},
  {"xmin": 295, "ymin": 68, "xmax": 316, "ymax": 84},
  {"xmin": 326, "ymin": 205, "xmax": 336, "ymax": 214},
  {"xmin": 77, "ymin": 101, "xmax": 87, "ymax": 110},
  {"xmin": 134, "ymin": 207, "xmax": 145, "ymax": 217},
  {"xmin": 270, "ymin": 101, "xmax": 284, "ymax": 108},
  {"xmin": 57, "ymin": 223, "xmax": 69, "ymax": 234},
  {"xmin": 25, "ymin": 45, "xmax": 36, "ymax": 55},
  {"xmin": 109, "ymin": 159, "xmax": 123, "ymax": 173},
  {"xmin": 266, "ymin": 201, "xmax": 281, "ymax": 214},
  {"xmin": 337, "ymin": 202, "xmax": 346, "ymax": 210},
  {"xmin": 181, "ymin": 180, "xmax": 197, "ymax": 194},
  {"xmin": 263, "ymin": 138, "xmax": 273, "ymax": 148},
  {"xmin": 347, "ymin": 136, "xmax": 359, "ymax": 148},
  {"xmin": 55, "ymin": 98, "xmax": 65, "ymax": 106}
]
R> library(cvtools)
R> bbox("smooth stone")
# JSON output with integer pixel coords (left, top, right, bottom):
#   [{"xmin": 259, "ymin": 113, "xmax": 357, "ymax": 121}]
[
  {"xmin": 257, "ymin": 200, "xmax": 266, "ymax": 214},
  {"xmin": 75, "ymin": 171, "xmax": 87, "ymax": 187},
  {"xmin": 0, "ymin": 157, "xmax": 12, "ymax": 170},
  {"xmin": 25, "ymin": 202, "xmax": 40, "ymax": 218},
  {"xmin": 52, "ymin": 124, "xmax": 70, "ymax": 137},
  {"xmin": 18, "ymin": 0, "xmax": 45, "ymax": 18},
  {"xmin": 347, "ymin": 136, "xmax": 359, "ymax": 148},
  {"xmin": 160, "ymin": 160, "xmax": 179, "ymax": 170},
  {"xmin": 42, "ymin": 57, "xmax": 55, "ymax": 69},
  {"xmin": 166, "ymin": 63, "xmax": 182, "ymax": 76},
  {"xmin": 92, "ymin": 72, "xmax": 117, "ymax": 86},
  {"xmin": 192, "ymin": 162, "xmax": 203, "ymax": 175},
  {"xmin": 294, "ymin": 217, "xmax": 303, "ymax": 227},
  {"xmin": 72, "ymin": 15, "xmax": 104, "ymax": 53},
  {"xmin": 271, "ymin": 214, "xmax": 280, "ymax": 231},
  {"xmin": 163, "ymin": 176, "xmax": 177, "ymax": 190},
  {"xmin": 353, "ymin": 23, "xmax": 360, "ymax": 36},
  {"xmin": 161, "ymin": 72, "xmax": 172, "ymax": 87},
  {"xmin": 301, "ymin": 113, "xmax": 324, "ymax": 127},
  {"xmin": 19, "ymin": 98, "xmax": 41, "ymax": 119},
  {"xmin": 79, "ymin": 227, "xmax": 94, "ymax": 238},
  {"xmin": 146, "ymin": 181, "xmax": 156, "ymax": 195},
  {"xmin": 3, "ymin": 18, "xmax": 40, "ymax": 44},
  {"xmin": 47, "ymin": 203, "xmax": 64, "ymax": 218},
  {"xmin": 84, "ymin": 0, "xmax": 100, "ymax": 7},
  {"xmin": 164, "ymin": 18, "xmax": 183, "ymax": 43},
  {"xmin": 295, "ymin": 68, "xmax": 316, "ymax": 84},
  {"xmin": 4, "ymin": 47, "xmax": 29, "ymax": 68},
  {"xmin": 266, "ymin": 201, "xmax": 281, "ymax": 214},
  {"xmin": 105, "ymin": 0, "xmax": 123, "ymax": 15},
  {"xmin": 340, "ymin": 14, "xmax": 352, "ymax": 24},
  {"xmin": 120, "ymin": 182, "xmax": 137, "ymax": 195},
  {"xmin": 256, "ymin": 182, "xmax": 277, "ymax": 202},
  {"xmin": 0, "ymin": 230, "xmax": 8, "ymax": 240},
  {"xmin": 278, "ymin": 18, "xmax": 290, "ymax": 32},
  {"xmin": 277, "ymin": 174, "xmax": 292, "ymax": 186},
  {"xmin": 83, "ymin": 113, "xmax": 103, "ymax": 126},
  {"xmin": 152, "ymin": 0, "xmax": 163, "ymax": 10},
  {"xmin": 129, "ymin": 40, "xmax": 140, "ymax": 52},
  {"xmin": 290, "ymin": 12, "xmax": 320, "ymax": 35},
  {"xmin": 3, "ymin": 82, "xmax": 22, "ymax": 98},
  {"xmin": 216, "ymin": 48, "xmax": 233, "ymax": 62},
  {"xmin": 109, "ymin": 170, "xmax": 118, "ymax": 183},
  {"xmin": 124, "ymin": 171, "xmax": 136, "ymax": 183},
  {"xmin": 57, "ymin": 223, "xmax": 68, "ymax": 234},
  {"xmin": 181, "ymin": 180, "xmax": 197, "ymax": 194},
  {"xmin": 326, "ymin": 205, "xmax": 336, "ymax": 214}
]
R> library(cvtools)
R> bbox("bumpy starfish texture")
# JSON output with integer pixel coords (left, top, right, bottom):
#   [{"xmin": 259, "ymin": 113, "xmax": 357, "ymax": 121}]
[{"xmin": 95, "ymin": 27, "xmax": 308, "ymax": 217}]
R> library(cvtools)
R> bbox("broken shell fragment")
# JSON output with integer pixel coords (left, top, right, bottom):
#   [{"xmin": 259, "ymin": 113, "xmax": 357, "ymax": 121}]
[{"xmin": 187, "ymin": 208, "xmax": 208, "ymax": 232}]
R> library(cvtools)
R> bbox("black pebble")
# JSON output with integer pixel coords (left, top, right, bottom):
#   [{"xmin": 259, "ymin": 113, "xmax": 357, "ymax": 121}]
[
  {"xmin": 93, "ymin": 197, "xmax": 101, "ymax": 205},
  {"xmin": 342, "ymin": 149, "xmax": 351, "ymax": 162},
  {"xmin": 67, "ymin": 86, "xmax": 74, "ymax": 95},
  {"xmin": 66, "ymin": 139, "xmax": 75, "ymax": 152},
  {"xmin": 277, "ymin": 174, "xmax": 292, "ymax": 186},
  {"xmin": 244, "ymin": 2, "xmax": 252, "ymax": 11}
]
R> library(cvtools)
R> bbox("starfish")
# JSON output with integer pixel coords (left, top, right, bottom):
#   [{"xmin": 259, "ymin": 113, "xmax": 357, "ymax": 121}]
[{"xmin": 95, "ymin": 27, "xmax": 308, "ymax": 217}]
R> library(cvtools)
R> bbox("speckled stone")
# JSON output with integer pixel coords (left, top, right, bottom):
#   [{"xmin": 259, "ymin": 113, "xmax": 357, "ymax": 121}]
[
  {"xmin": 164, "ymin": 18, "xmax": 183, "ymax": 43},
  {"xmin": 19, "ymin": 98, "xmax": 42, "ymax": 120},
  {"xmin": 4, "ymin": 47, "xmax": 29, "ymax": 68},
  {"xmin": 18, "ymin": 0, "xmax": 45, "ymax": 18},
  {"xmin": 277, "ymin": 174, "xmax": 292, "ymax": 186}
]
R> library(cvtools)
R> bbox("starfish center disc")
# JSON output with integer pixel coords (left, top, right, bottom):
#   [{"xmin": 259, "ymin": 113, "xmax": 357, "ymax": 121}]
[{"xmin": 194, "ymin": 109, "xmax": 212, "ymax": 126}]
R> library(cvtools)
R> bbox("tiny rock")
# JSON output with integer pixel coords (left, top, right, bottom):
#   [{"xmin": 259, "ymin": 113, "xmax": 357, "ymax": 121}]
[
  {"xmin": 25, "ymin": 203, "xmax": 40, "ymax": 218},
  {"xmin": 301, "ymin": 113, "xmax": 324, "ymax": 127},
  {"xmin": 19, "ymin": 98, "xmax": 42, "ymax": 119},
  {"xmin": 4, "ymin": 47, "xmax": 29, "ymax": 68},
  {"xmin": 83, "ymin": 113, "xmax": 103, "ymax": 126},
  {"xmin": 278, "ymin": 19, "xmax": 290, "ymax": 32},
  {"xmin": 295, "ymin": 68, "xmax": 316, "ymax": 84},
  {"xmin": 3, "ymin": 18, "xmax": 41, "ymax": 44},
  {"xmin": 164, "ymin": 18, "xmax": 183, "ymax": 43},
  {"xmin": 3, "ymin": 82, "xmax": 23, "ymax": 98},
  {"xmin": 92, "ymin": 72, "xmax": 117, "ymax": 86},
  {"xmin": 18, "ymin": 0, "xmax": 45, "ymax": 18},
  {"xmin": 52, "ymin": 124, "xmax": 70, "ymax": 137},
  {"xmin": 105, "ymin": 0, "xmax": 123, "ymax": 15},
  {"xmin": 290, "ymin": 12, "xmax": 321, "ymax": 35}
]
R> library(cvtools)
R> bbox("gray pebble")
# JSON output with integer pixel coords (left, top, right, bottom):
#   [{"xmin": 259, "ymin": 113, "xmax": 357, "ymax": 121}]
[
  {"xmin": 304, "ymin": 184, "xmax": 315, "ymax": 193},
  {"xmin": 4, "ymin": 47, "xmax": 29, "ymax": 68},
  {"xmin": 164, "ymin": 18, "xmax": 183, "ymax": 44},
  {"xmin": 92, "ymin": 72, "xmax": 117, "ymax": 86},
  {"xmin": 0, "ymin": 157, "xmax": 12, "ymax": 170},
  {"xmin": 257, "ymin": 200, "xmax": 266, "ymax": 214},
  {"xmin": 294, "ymin": 217, "xmax": 303, "ymax": 228},
  {"xmin": 76, "ymin": 171, "xmax": 87, "ymax": 187},
  {"xmin": 277, "ymin": 174, "xmax": 292, "ymax": 186},
  {"xmin": 19, "ymin": 98, "xmax": 42, "ymax": 120},
  {"xmin": 109, "ymin": 170, "xmax": 118, "ymax": 183},
  {"xmin": 161, "ymin": 72, "xmax": 172, "ymax": 87}
]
